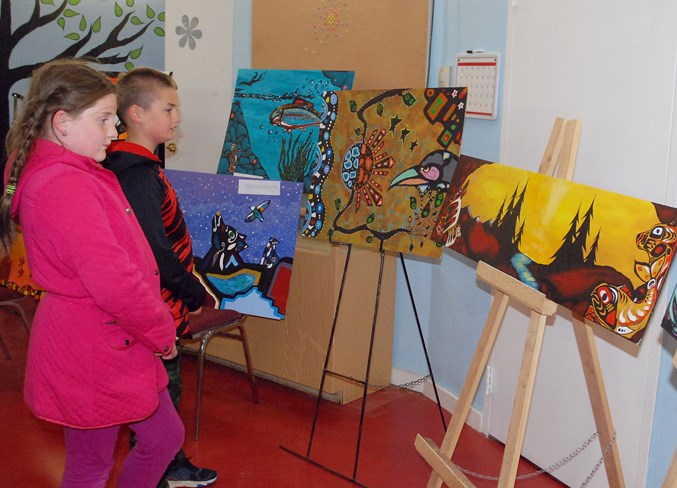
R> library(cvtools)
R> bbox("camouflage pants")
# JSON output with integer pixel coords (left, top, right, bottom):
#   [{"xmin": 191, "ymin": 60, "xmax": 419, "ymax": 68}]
[{"xmin": 163, "ymin": 347, "xmax": 183, "ymax": 410}]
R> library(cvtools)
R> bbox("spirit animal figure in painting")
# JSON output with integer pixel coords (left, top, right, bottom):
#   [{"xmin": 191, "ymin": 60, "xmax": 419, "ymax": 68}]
[
  {"xmin": 303, "ymin": 87, "xmax": 467, "ymax": 259},
  {"xmin": 431, "ymin": 155, "xmax": 677, "ymax": 343},
  {"xmin": 165, "ymin": 170, "xmax": 304, "ymax": 320}
]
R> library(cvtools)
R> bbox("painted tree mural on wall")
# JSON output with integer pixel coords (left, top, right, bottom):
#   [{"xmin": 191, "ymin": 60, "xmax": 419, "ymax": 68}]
[{"xmin": 0, "ymin": 0, "xmax": 165, "ymax": 166}]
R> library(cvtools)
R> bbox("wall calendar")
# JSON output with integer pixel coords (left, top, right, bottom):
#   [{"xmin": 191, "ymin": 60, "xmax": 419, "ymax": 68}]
[{"xmin": 454, "ymin": 52, "xmax": 500, "ymax": 120}]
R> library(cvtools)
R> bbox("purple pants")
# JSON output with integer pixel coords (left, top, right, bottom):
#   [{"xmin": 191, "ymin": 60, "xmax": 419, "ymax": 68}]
[{"xmin": 61, "ymin": 388, "xmax": 184, "ymax": 488}]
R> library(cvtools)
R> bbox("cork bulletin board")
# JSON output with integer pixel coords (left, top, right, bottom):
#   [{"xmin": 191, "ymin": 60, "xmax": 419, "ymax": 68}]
[{"xmin": 252, "ymin": 0, "xmax": 431, "ymax": 90}]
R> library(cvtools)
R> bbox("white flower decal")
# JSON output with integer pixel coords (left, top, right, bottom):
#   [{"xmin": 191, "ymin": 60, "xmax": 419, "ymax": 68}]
[{"xmin": 176, "ymin": 15, "xmax": 202, "ymax": 49}]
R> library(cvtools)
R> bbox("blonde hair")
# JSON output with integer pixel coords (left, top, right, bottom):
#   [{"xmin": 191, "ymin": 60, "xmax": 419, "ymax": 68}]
[
  {"xmin": 116, "ymin": 67, "xmax": 177, "ymax": 127},
  {"xmin": 0, "ymin": 58, "xmax": 115, "ymax": 257}
]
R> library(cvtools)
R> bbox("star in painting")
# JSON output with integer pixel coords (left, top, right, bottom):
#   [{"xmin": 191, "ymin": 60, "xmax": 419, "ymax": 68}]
[
  {"xmin": 409, "ymin": 140, "xmax": 419, "ymax": 152},
  {"xmin": 389, "ymin": 115, "xmax": 402, "ymax": 133},
  {"xmin": 400, "ymin": 128, "xmax": 411, "ymax": 142}
]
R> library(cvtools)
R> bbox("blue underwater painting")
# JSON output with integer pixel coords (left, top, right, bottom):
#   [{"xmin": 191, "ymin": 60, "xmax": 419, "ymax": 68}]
[
  {"xmin": 217, "ymin": 69, "xmax": 355, "ymax": 189},
  {"xmin": 165, "ymin": 170, "xmax": 304, "ymax": 320}
]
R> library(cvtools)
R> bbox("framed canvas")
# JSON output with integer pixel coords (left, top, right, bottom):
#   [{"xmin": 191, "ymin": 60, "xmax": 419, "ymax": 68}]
[
  {"xmin": 302, "ymin": 87, "xmax": 467, "ymax": 258},
  {"xmin": 217, "ymin": 69, "xmax": 354, "ymax": 190},
  {"xmin": 432, "ymin": 155, "xmax": 677, "ymax": 343},
  {"xmin": 165, "ymin": 170, "xmax": 304, "ymax": 320}
]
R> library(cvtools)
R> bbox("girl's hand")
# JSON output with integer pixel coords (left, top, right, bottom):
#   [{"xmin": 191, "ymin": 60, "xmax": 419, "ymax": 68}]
[{"xmin": 158, "ymin": 342, "xmax": 178, "ymax": 360}]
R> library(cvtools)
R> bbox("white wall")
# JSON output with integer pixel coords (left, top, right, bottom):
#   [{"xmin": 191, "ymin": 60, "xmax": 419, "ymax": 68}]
[
  {"xmin": 499, "ymin": 2, "xmax": 677, "ymax": 485},
  {"xmin": 393, "ymin": 0, "xmax": 677, "ymax": 485},
  {"xmin": 165, "ymin": 0, "xmax": 234, "ymax": 173}
]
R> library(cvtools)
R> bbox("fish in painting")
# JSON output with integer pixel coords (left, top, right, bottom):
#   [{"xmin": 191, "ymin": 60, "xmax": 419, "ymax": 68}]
[{"xmin": 269, "ymin": 98, "xmax": 323, "ymax": 132}]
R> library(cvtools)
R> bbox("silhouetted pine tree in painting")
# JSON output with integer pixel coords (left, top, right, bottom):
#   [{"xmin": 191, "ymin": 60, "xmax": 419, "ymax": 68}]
[{"xmin": 550, "ymin": 200, "xmax": 596, "ymax": 270}]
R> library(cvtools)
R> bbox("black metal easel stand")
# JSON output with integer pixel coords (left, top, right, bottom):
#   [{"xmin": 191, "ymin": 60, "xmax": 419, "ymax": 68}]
[{"xmin": 280, "ymin": 244, "xmax": 446, "ymax": 487}]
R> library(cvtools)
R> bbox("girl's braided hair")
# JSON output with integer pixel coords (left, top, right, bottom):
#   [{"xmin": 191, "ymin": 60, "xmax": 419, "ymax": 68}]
[{"xmin": 0, "ymin": 58, "xmax": 115, "ymax": 257}]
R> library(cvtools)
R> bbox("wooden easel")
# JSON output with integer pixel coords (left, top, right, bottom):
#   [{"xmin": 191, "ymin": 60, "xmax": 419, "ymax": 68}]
[
  {"xmin": 661, "ymin": 350, "xmax": 677, "ymax": 487},
  {"xmin": 416, "ymin": 118, "xmax": 626, "ymax": 487}
]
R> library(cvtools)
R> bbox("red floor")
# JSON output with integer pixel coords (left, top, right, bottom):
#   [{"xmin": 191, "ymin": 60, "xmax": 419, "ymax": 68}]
[{"xmin": 0, "ymin": 308, "xmax": 568, "ymax": 487}]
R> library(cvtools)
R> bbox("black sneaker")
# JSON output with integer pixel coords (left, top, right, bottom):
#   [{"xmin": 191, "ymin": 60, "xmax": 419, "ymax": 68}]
[{"xmin": 164, "ymin": 457, "xmax": 217, "ymax": 488}]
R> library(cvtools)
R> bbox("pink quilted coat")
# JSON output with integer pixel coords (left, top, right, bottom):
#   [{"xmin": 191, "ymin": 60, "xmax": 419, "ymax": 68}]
[{"xmin": 10, "ymin": 139, "xmax": 176, "ymax": 428}]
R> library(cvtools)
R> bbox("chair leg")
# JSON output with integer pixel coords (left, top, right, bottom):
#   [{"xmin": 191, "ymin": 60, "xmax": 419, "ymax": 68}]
[
  {"xmin": 195, "ymin": 329, "xmax": 218, "ymax": 441},
  {"xmin": 237, "ymin": 325, "xmax": 259, "ymax": 404},
  {"xmin": 13, "ymin": 300, "xmax": 33, "ymax": 334},
  {"xmin": 0, "ymin": 333, "xmax": 11, "ymax": 360},
  {"xmin": 0, "ymin": 297, "xmax": 35, "ymax": 360}
]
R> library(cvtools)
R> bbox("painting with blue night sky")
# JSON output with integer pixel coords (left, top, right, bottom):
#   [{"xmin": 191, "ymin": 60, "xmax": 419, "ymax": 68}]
[
  {"xmin": 217, "ymin": 69, "xmax": 355, "ymax": 190},
  {"xmin": 165, "ymin": 170, "xmax": 304, "ymax": 320}
]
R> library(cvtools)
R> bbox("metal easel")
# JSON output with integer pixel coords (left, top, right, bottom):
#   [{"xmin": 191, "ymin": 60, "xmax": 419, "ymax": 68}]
[{"xmin": 281, "ymin": 238, "xmax": 447, "ymax": 487}]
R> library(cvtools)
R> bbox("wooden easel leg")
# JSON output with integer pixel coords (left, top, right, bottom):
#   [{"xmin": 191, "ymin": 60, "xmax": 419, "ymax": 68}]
[
  {"xmin": 417, "ymin": 289, "xmax": 510, "ymax": 488},
  {"xmin": 662, "ymin": 447, "xmax": 677, "ymax": 488},
  {"xmin": 661, "ymin": 351, "xmax": 677, "ymax": 487},
  {"xmin": 497, "ymin": 310, "xmax": 548, "ymax": 487},
  {"xmin": 572, "ymin": 318, "xmax": 626, "ymax": 488}
]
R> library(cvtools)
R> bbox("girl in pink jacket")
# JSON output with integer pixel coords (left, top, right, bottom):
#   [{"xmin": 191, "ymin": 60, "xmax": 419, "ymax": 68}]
[{"xmin": 0, "ymin": 59, "xmax": 184, "ymax": 488}]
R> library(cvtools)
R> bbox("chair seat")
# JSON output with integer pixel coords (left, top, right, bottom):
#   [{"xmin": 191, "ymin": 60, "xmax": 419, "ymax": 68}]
[
  {"xmin": 188, "ymin": 307, "xmax": 243, "ymax": 336},
  {"xmin": 183, "ymin": 307, "xmax": 257, "ymax": 440}
]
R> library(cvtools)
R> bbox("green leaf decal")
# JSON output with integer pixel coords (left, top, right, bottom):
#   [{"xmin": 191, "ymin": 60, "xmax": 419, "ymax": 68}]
[
  {"xmin": 349, "ymin": 100, "xmax": 357, "ymax": 112},
  {"xmin": 130, "ymin": 47, "xmax": 143, "ymax": 59},
  {"xmin": 40, "ymin": 0, "xmax": 54, "ymax": 5},
  {"xmin": 126, "ymin": 0, "xmax": 134, "ymax": 6},
  {"xmin": 435, "ymin": 193, "xmax": 444, "ymax": 207},
  {"xmin": 409, "ymin": 197, "xmax": 417, "ymax": 209},
  {"xmin": 131, "ymin": 16, "xmax": 143, "ymax": 25},
  {"xmin": 376, "ymin": 103, "xmax": 384, "ymax": 116},
  {"xmin": 63, "ymin": 9, "xmax": 78, "ymax": 17},
  {"xmin": 65, "ymin": 33, "xmax": 80, "ymax": 40},
  {"xmin": 146, "ymin": 5, "xmax": 156, "ymax": 18},
  {"xmin": 114, "ymin": 3, "xmax": 123, "ymax": 17},
  {"xmin": 367, "ymin": 213, "xmax": 375, "ymax": 224},
  {"xmin": 334, "ymin": 199, "xmax": 342, "ymax": 210},
  {"xmin": 92, "ymin": 17, "xmax": 101, "ymax": 33},
  {"xmin": 158, "ymin": 12, "xmax": 165, "ymax": 21},
  {"xmin": 125, "ymin": 61, "xmax": 135, "ymax": 71},
  {"xmin": 79, "ymin": 16, "xmax": 86, "ymax": 31},
  {"xmin": 57, "ymin": 17, "xmax": 65, "ymax": 29},
  {"xmin": 154, "ymin": 27, "xmax": 165, "ymax": 37},
  {"xmin": 68, "ymin": 0, "xmax": 81, "ymax": 5}
]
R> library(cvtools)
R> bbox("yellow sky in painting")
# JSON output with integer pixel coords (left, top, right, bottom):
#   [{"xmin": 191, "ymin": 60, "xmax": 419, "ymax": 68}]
[{"xmin": 461, "ymin": 164, "xmax": 660, "ymax": 287}]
